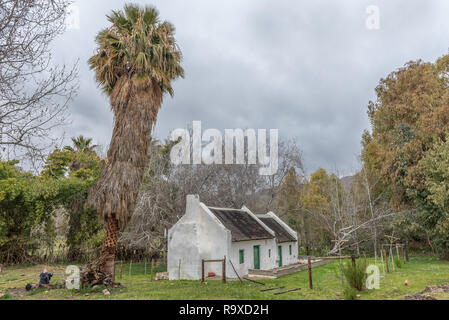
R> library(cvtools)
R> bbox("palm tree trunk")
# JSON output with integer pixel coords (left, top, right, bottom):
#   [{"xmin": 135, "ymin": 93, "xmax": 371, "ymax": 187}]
[{"xmin": 99, "ymin": 217, "xmax": 119, "ymax": 279}]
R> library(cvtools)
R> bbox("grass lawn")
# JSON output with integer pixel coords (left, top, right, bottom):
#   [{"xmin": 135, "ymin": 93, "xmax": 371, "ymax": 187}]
[{"xmin": 1, "ymin": 255, "xmax": 449, "ymax": 300}]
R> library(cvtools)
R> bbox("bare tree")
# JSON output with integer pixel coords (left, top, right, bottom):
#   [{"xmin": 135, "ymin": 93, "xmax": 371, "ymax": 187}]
[
  {"xmin": 119, "ymin": 136, "xmax": 305, "ymax": 256},
  {"xmin": 0, "ymin": 0, "xmax": 78, "ymax": 164}
]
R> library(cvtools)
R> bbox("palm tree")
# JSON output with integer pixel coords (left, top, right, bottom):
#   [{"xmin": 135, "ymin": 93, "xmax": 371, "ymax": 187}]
[
  {"xmin": 85, "ymin": 3, "xmax": 184, "ymax": 283},
  {"xmin": 65, "ymin": 135, "xmax": 98, "ymax": 172},
  {"xmin": 70, "ymin": 135, "xmax": 98, "ymax": 154}
]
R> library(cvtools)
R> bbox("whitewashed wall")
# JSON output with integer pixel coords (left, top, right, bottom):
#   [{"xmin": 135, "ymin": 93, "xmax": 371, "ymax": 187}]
[
  {"xmin": 228, "ymin": 238, "xmax": 277, "ymax": 278},
  {"xmin": 277, "ymin": 241, "xmax": 298, "ymax": 267},
  {"xmin": 168, "ymin": 195, "xmax": 300, "ymax": 280},
  {"xmin": 168, "ymin": 195, "xmax": 230, "ymax": 280}
]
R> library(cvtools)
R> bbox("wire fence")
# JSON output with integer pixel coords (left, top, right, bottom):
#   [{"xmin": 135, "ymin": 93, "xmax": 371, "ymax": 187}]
[{"xmin": 114, "ymin": 259, "xmax": 167, "ymax": 280}]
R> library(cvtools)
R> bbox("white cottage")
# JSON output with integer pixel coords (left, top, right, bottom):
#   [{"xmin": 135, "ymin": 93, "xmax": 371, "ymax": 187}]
[{"xmin": 167, "ymin": 195, "xmax": 298, "ymax": 280}]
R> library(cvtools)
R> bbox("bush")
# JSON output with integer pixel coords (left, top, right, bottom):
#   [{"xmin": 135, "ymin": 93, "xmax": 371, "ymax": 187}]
[
  {"xmin": 342, "ymin": 259, "xmax": 368, "ymax": 291},
  {"xmin": 394, "ymin": 256, "xmax": 403, "ymax": 268},
  {"xmin": 343, "ymin": 286, "xmax": 359, "ymax": 300}
]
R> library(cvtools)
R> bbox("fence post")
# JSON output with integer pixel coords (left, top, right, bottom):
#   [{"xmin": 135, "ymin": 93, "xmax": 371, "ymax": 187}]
[
  {"xmin": 404, "ymin": 242, "xmax": 409, "ymax": 262},
  {"xmin": 308, "ymin": 256, "xmax": 313, "ymax": 289},
  {"xmin": 382, "ymin": 248, "xmax": 389, "ymax": 273},
  {"xmin": 151, "ymin": 259, "xmax": 154, "ymax": 281},
  {"xmin": 201, "ymin": 259, "xmax": 205, "ymax": 282},
  {"xmin": 351, "ymin": 255, "xmax": 356, "ymax": 268},
  {"xmin": 222, "ymin": 256, "xmax": 226, "ymax": 284}
]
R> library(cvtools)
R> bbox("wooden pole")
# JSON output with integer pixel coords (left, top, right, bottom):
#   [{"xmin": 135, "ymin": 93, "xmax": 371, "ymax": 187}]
[
  {"xmin": 201, "ymin": 259, "xmax": 205, "ymax": 282},
  {"xmin": 351, "ymin": 255, "xmax": 356, "ymax": 268},
  {"xmin": 307, "ymin": 256, "xmax": 313, "ymax": 289},
  {"xmin": 229, "ymin": 259, "xmax": 242, "ymax": 282},
  {"xmin": 339, "ymin": 247, "xmax": 344, "ymax": 286},
  {"xmin": 144, "ymin": 259, "xmax": 147, "ymax": 275},
  {"xmin": 404, "ymin": 242, "xmax": 409, "ymax": 262},
  {"xmin": 129, "ymin": 260, "xmax": 132, "ymax": 277},
  {"xmin": 395, "ymin": 244, "xmax": 400, "ymax": 260},
  {"xmin": 382, "ymin": 248, "xmax": 389, "ymax": 273},
  {"xmin": 150, "ymin": 259, "xmax": 154, "ymax": 281},
  {"xmin": 274, "ymin": 288, "xmax": 301, "ymax": 295},
  {"xmin": 243, "ymin": 277, "xmax": 265, "ymax": 285},
  {"xmin": 222, "ymin": 256, "xmax": 226, "ymax": 283},
  {"xmin": 261, "ymin": 286, "xmax": 285, "ymax": 292}
]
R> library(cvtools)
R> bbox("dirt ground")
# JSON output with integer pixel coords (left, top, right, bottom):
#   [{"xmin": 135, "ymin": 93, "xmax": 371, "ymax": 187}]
[{"xmin": 403, "ymin": 284, "xmax": 449, "ymax": 300}]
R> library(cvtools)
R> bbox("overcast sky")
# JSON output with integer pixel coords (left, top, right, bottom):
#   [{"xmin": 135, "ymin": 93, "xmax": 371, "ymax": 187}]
[{"xmin": 52, "ymin": 0, "xmax": 449, "ymax": 175}]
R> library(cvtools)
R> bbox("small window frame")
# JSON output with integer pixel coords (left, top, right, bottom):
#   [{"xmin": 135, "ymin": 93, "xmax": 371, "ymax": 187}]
[{"xmin": 239, "ymin": 249, "xmax": 244, "ymax": 264}]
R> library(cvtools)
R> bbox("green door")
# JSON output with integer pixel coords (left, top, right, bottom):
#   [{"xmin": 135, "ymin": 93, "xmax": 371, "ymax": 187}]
[
  {"xmin": 253, "ymin": 245, "xmax": 260, "ymax": 270},
  {"xmin": 278, "ymin": 246, "xmax": 282, "ymax": 267}
]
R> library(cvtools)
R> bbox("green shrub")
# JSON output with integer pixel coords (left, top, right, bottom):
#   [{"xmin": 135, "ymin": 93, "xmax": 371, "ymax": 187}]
[
  {"xmin": 394, "ymin": 256, "xmax": 403, "ymax": 268},
  {"xmin": 342, "ymin": 259, "xmax": 368, "ymax": 291},
  {"xmin": 343, "ymin": 286, "xmax": 358, "ymax": 300}
]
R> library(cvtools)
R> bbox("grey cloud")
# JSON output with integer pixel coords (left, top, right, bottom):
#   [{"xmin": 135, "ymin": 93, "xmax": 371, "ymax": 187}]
[{"xmin": 52, "ymin": 0, "xmax": 449, "ymax": 175}]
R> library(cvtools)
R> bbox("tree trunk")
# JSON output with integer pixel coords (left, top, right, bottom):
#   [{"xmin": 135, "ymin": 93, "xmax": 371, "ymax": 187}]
[
  {"xmin": 100, "ymin": 217, "xmax": 119, "ymax": 278},
  {"xmin": 80, "ymin": 216, "xmax": 119, "ymax": 286}
]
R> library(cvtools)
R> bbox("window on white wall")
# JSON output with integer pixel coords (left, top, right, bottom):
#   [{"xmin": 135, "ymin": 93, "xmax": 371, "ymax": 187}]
[
  {"xmin": 268, "ymin": 249, "xmax": 271, "ymax": 257},
  {"xmin": 239, "ymin": 250, "xmax": 244, "ymax": 264}
]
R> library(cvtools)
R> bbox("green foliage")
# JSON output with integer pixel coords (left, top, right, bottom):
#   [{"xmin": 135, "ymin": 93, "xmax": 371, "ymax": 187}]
[
  {"xmin": 394, "ymin": 256, "xmax": 403, "ymax": 268},
  {"xmin": 88, "ymin": 3, "xmax": 184, "ymax": 95},
  {"xmin": 362, "ymin": 55, "xmax": 449, "ymax": 257},
  {"xmin": 0, "ymin": 136, "xmax": 104, "ymax": 264},
  {"xmin": 42, "ymin": 136, "xmax": 104, "ymax": 261},
  {"xmin": 343, "ymin": 286, "xmax": 359, "ymax": 300},
  {"xmin": 0, "ymin": 161, "xmax": 59, "ymax": 263},
  {"xmin": 342, "ymin": 259, "xmax": 368, "ymax": 291},
  {"xmin": 0, "ymin": 293, "xmax": 12, "ymax": 300}
]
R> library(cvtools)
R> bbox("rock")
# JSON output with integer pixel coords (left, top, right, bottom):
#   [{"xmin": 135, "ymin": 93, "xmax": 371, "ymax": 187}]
[
  {"xmin": 392, "ymin": 287, "xmax": 398, "ymax": 290},
  {"xmin": 84, "ymin": 293, "xmax": 89, "ymax": 296},
  {"xmin": 404, "ymin": 280, "xmax": 409, "ymax": 286},
  {"xmin": 155, "ymin": 272, "xmax": 169, "ymax": 280},
  {"xmin": 102, "ymin": 289, "xmax": 110, "ymax": 296},
  {"xmin": 92, "ymin": 285, "xmax": 99, "ymax": 289},
  {"xmin": 356, "ymin": 294, "xmax": 361, "ymax": 298}
]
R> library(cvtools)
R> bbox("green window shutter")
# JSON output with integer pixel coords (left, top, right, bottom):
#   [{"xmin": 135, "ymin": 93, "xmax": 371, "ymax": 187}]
[
  {"xmin": 289, "ymin": 245, "xmax": 292, "ymax": 255},
  {"xmin": 239, "ymin": 250, "xmax": 244, "ymax": 264}
]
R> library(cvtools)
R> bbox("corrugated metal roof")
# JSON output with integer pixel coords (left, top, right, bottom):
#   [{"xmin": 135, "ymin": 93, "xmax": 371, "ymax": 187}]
[
  {"xmin": 208, "ymin": 208, "xmax": 274, "ymax": 242},
  {"xmin": 257, "ymin": 217, "xmax": 296, "ymax": 243}
]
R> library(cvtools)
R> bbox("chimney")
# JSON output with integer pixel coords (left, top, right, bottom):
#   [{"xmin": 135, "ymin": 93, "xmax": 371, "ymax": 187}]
[{"xmin": 185, "ymin": 194, "xmax": 200, "ymax": 216}]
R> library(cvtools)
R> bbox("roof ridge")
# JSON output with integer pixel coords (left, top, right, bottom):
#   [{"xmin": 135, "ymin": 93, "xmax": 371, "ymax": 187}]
[{"xmin": 207, "ymin": 206, "xmax": 245, "ymax": 211}]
